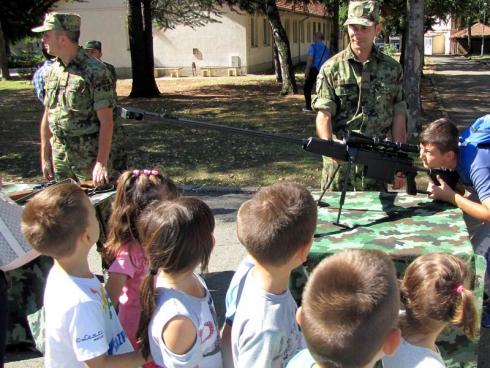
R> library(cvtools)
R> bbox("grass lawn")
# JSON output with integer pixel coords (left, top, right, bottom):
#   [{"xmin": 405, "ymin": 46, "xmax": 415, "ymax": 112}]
[{"xmin": 0, "ymin": 73, "xmax": 436, "ymax": 189}]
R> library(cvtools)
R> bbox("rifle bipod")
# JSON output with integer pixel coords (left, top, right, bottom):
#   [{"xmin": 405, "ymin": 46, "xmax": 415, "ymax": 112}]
[{"xmin": 316, "ymin": 159, "xmax": 353, "ymax": 229}]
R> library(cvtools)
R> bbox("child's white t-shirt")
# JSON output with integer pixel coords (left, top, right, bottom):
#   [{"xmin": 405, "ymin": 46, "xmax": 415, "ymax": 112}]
[
  {"xmin": 44, "ymin": 264, "xmax": 134, "ymax": 367},
  {"xmin": 231, "ymin": 266, "xmax": 306, "ymax": 368},
  {"xmin": 382, "ymin": 338, "xmax": 446, "ymax": 368},
  {"xmin": 149, "ymin": 273, "xmax": 223, "ymax": 368}
]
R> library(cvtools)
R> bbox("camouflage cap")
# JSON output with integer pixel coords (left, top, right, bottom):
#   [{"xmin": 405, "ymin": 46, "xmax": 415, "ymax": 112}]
[
  {"xmin": 32, "ymin": 12, "xmax": 81, "ymax": 33},
  {"xmin": 84, "ymin": 40, "xmax": 102, "ymax": 51},
  {"xmin": 344, "ymin": 1, "xmax": 380, "ymax": 27}
]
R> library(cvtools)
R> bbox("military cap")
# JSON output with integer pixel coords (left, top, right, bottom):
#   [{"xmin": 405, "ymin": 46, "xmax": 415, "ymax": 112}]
[
  {"xmin": 344, "ymin": 1, "xmax": 380, "ymax": 27},
  {"xmin": 32, "ymin": 12, "xmax": 81, "ymax": 33},
  {"xmin": 84, "ymin": 40, "xmax": 102, "ymax": 51}
]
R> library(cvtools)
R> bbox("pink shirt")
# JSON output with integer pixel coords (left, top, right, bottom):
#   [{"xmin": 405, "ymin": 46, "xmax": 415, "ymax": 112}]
[{"xmin": 108, "ymin": 240, "xmax": 148, "ymax": 348}]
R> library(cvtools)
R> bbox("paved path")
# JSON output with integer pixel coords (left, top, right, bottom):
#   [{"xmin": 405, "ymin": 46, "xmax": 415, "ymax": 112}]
[
  {"xmin": 426, "ymin": 55, "xmax": 490, "ymax": 129},
  {"xmin": 6, "ymin": 56, "xmax": 490, "ymax": 367}
]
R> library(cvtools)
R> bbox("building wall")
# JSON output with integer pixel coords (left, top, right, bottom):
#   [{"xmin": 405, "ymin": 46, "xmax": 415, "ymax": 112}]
[
  {"xmin": 153, "ymin": 6, "xmax": 247, "ymax": 75},
  {"xmin": 55, "ymin": 0, "xmax": 131, "ymax": 75},
  {"xmin": 246, "ymin": 10, "xmax": 332, "ymax": 73},
  {"xmin": 54, "ymin": 1, "xmax": 331, "ymax": 75}
]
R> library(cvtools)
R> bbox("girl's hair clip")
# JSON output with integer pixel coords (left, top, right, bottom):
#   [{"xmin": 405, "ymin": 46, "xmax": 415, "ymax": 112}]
[
  {"xmin": 132, "ymin": 169, "xmax": 159, "ymax": 178},
  {"xmin": 143, "ymin": 169, "xmax": 160, "ymax": 176}
]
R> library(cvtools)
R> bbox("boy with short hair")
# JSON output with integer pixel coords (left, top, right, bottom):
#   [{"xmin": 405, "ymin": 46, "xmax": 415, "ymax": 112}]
[
  {"xmin": 287, "ymin": 249, "xmax": 401, "ymax": 368},
  {"xmin": 228, "ymin": 182, "xmax": 317, "ymax": 368},
  {"xmin": 21, "ymin": 183, "xmax": 146, "ymax": 368}
]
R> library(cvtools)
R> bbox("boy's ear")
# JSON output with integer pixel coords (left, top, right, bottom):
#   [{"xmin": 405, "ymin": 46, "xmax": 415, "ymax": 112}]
[
  {"xmin": 296, "ymin": 306, "xmax": 303, "ymax": 326},
  {"xmin": 80, "ymin": 227, "xmax": 92, "ymax": 246},
  {"xmin": 382, "ymin": 327, "xmax": 401, "ymax": 356},
  {"xmin": 298, "ymin": 238, "xmax": 313, "ymax": 263}
]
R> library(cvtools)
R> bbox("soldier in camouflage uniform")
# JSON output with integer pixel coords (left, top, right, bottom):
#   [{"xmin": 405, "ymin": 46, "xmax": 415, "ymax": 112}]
[
  {"xmin": 312, "ymin": 0, "xmax": 407, "ymax": 191},
  {"xmin": 33, "ymin": 12, "xmax": 125, "ymax": 186},
  {"xmin": 83, "ymin": 40, "xmax": 117, "ymax": 89}
]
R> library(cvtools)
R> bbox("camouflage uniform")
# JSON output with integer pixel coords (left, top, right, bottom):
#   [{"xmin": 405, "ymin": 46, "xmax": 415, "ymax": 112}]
[
  {"xmin": 83, "ymin": 40, "xmax": 118, "ymax": 89},
  {"xmin": 43, "ymin": 47, "xmax": 125, "ymax": 181},
  {"xmin": 312, "ymin": 1, "xmax": 407, "ymax": 191}
]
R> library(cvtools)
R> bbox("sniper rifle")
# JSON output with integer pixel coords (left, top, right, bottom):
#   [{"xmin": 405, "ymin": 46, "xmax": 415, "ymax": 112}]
[{"xmin": 120, "ymin": 107, "xmax": 458, "ymax": 225}]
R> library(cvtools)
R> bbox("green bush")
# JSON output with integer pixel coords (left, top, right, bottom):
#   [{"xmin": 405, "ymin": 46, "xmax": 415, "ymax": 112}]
[
  {"xmin": 383, "ymin": 44, "xmax": 398, "ymax": 57},
  {"xmin": 8, "ymin": 52, "xmax": 44, "ymax": 68}
]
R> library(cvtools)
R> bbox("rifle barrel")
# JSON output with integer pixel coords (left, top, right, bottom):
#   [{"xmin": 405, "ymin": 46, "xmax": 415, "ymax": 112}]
[{"xmin": 122, "ymin": 108, "xmax": 306, "ymax": 147}]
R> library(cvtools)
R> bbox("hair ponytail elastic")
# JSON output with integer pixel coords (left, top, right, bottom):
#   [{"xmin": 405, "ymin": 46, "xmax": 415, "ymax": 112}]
[
  {"xmin": 148, "ymin": 268, "xmax": 158, "ymax": 276},
  {"xmin": 454, "ymin": 284, "xmax": 464, "ymax": 294}
]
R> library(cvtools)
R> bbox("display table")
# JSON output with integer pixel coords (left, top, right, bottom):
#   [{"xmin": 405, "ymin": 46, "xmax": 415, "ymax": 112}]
[{"xmin": 290, "ymin": 191, "xmax": 485, "ymax": 368}]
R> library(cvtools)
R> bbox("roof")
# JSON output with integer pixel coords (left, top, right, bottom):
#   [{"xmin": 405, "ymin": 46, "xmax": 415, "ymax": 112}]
[
  {"xmin": 451, "ymin": 22, "xmax": 490, "ymax": 39},
  {"xmin": 276, "ymin": 0, "xmax": 329, "ymax": 18}
]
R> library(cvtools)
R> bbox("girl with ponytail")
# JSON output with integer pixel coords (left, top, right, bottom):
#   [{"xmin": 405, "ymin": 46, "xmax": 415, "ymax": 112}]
[
  {"xmin": 104, "ymin": 169, "xmax": 178, "ymax": 349},
  {"xmin": 136, "ymin": 197, "xmax": 223, "ymax": 368},
  {"xmin": 383, "ymin": 253, "xmax": 479, "ymax": 368}
]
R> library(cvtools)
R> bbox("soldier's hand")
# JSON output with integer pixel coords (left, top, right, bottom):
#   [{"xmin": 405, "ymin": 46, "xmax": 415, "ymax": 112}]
[
  {"xmin": 42, "ymin": 159, "xmax": 54, "ymax": 181},
  {"xmin": 392, "ymin": 172, "xmax": 406, "ymax": 190},
  {"xmin": 92, "ymin": 162, "xmax": 109, "ymax": 187}
]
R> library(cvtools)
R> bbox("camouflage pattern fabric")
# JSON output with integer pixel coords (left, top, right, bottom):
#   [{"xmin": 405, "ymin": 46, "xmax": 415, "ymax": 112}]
[
  {"xmin": 6, "ymin": 256, "xmax": 53, "ymax": 348},
  {"xmin": 312, "ymin": 45, "xmax": 406, "ymax": 191},
  {"xmin": 344, "ymin": 0, "xmax": 380, "ymax": 27},
  {"xmin": 104, "ymin": 62, "xmax": 117, "ymax": 89},
  {"xmin": 31, "ymin": 12, "xmax": 81, "ymax": 33},
  {"xmin": 290, "ymin": 191, "xmax": 485, "ymax": 368},
  {"xmin": 321, "ymin": 156, "xmax": 386, "ymax": 191},
  {"xmin": 44, "ymin": 47, "xmax": 125, "ymax": 182}
]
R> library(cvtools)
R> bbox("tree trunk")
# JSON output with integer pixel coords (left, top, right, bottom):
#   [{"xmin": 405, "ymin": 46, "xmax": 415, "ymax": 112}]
[
  {"xmin": 272, "ymin": 39, "xmax": 282, "ymax": 83},
  {"xmin": 330, "ymin": 0, "xmax": 340, "ymax": 53},
  {"xmin": 0, "ymin": 19, "xmax": 10, "ymax": 80},
  {"xmin": 403, "ymin": 0, "xmax": 424, "ymax": 135},
  {"xmin": 263, "ymin": 1, "xmax": 297, "ymax": 95},
  {"xmin": 400, "ymin": 26, "xmax": 406, "ymax": 69},
  {"xmin": 128, "ymin": 0, "xmax": 160, "ymax": 98},
  {"xmin": 466, "ymin": 16, "xmax": 472, "ymax": 55}
]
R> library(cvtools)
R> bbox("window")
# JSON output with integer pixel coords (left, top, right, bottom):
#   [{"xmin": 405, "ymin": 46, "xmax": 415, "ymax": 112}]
[
  {"xmin": 293, "ymin": 20, "xmax": 298, "ymax": 43},
  {"xmin": 307, "ymin": 22, "xmax": 311, "ymax": 43},
  {"xmin": 300, "ymin": 21, "xmax": 305, "ymax": 43},
  {"xmin": 263, "ymin": 18, "xmax": 271, "ymax": 46},
  {"xmin": 250, "ymin": 17, "xmax": 258, "ymax": 48}
]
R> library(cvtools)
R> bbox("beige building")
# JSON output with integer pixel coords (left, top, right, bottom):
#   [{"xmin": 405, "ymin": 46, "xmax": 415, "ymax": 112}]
[{"xmin": 54, "ymin": 0, "xmax": 331, "ymax": 77}]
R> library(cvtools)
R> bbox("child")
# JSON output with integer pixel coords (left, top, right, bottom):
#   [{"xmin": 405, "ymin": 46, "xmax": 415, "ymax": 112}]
[
  {"xmin": 136, "ymin": 197, "xmax": 223, "ymax": 368},
  {"xmin": 382, "ymin": 253, "xmax": 479, "ymax": 368},
  {"xmin": 21, "ymin": 183, "xmax": 145, "ymax": 367},
  {"xmin": 104, "ymin": 168, "xmax": 177, "ymax": 348},
  {"xmin": 287, "ymin": 249, "xmax": 401, "ymax": 368},
  {"xmin": 229, "ymin": 182, "xmax": 317, "ymax": 368}
]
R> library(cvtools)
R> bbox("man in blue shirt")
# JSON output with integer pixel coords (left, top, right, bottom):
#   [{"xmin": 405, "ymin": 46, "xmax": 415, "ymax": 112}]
[
  {"xmin": 32, "ymin": 44, "xmax": 54, "ymax": 103},
  {"xmin": 303, "ymin": 32, "xmax": 331, "ymax": 112}
]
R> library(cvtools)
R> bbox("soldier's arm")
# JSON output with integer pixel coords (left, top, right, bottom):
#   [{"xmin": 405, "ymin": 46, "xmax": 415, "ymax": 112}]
[
  {"xmin": 316, "ymin": 110, "xmax": 334, "ymax": 140},
  {"xmin": 40, "ymin": 107, "xmax": 54, "ymax": 180},
  {"xmin": 93, "ymin": 107, "xmax": 114, "ymax": 186},
  {"xmin": 392, "ymin": 111, "xmax": 406, "ymax": 144}
]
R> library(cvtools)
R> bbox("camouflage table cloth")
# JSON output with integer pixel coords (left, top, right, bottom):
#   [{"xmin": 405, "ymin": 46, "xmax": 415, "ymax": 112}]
[
  {"xmin": 290, "ymin": 191, "xmax": 485, "ymax": 368},
  {"xmin": 1, "ymin": 183, "xmax": 115, "ymax": 350}
]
